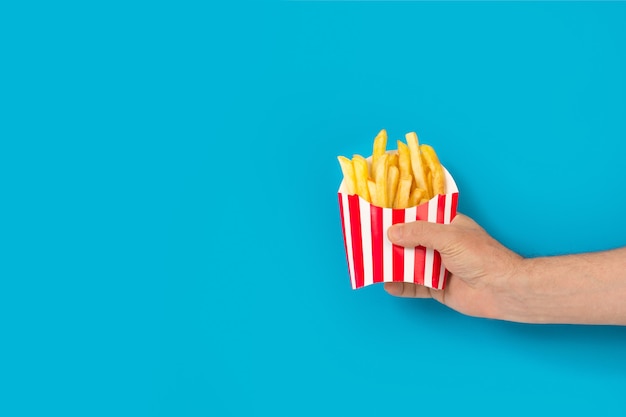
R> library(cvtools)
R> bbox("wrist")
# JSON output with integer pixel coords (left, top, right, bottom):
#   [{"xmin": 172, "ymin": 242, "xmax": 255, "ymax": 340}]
[
  {"xmin": 498, "ymin": 255, "xmax": 604, "ymax": 324},
  {"xmin": 496, "ymin": 257, "xmax": 547, "ymax": 324}
]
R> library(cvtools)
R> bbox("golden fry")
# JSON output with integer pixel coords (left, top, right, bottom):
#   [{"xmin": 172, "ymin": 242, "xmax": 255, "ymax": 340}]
[
  {"xmin": 367, "ymin": 179, "xmax": 377, "ymax": 206},
  {"xmin": 374, "ymin": 153, "xmax": 389, "ymax": 207},
  {"xmin": 405, "ymin": 132, "xmax": 429, "ymax": 199},
  {"xmin": 337, "ymin": 156, "xmax": 356, "ymax": 195},
  {"xmin": 387, "ymin": 165, "xmax": 399, "ymax": 209},
  {"xmin": 393, "ymin": 175, "xmax": 412, "ymax": 209},
  {"xmin": 397, "ymin": 141, "xmax": 411, "ymax": 179},
  {"xmin": 425, "ymin": 170, "xmax": 433, "ymax": 198},
  {"xmin": 409, "ymin": 187, "xmax": 427, "ymax": 207},
  {"xmin": 352, "ymin": 154, "xmax": 371, "ymax": 202},
  {"xmin": 420, "ymin": 144, "xmax": 446, "ymax": 195},
  {"xmin": 388, "ymin": 153, "xmax": 398, "ymax": 170},
  {"xmin": 433, "ymin": 170, "xmax": 445, "ymax": 196},
  {"xmin": 371, "ymin": 129, "xmax": 387, "ymax": 177}
]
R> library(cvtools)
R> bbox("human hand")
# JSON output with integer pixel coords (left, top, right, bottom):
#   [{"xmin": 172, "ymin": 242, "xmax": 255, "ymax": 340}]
[{"xmin": 385, "ymin": 214, "xmax": 524, "ymax": 320}]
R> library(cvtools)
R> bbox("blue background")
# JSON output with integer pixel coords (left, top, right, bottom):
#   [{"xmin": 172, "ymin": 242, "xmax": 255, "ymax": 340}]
[{"xmin": 1, "ymin": 1, "xmax": 626, "ymax": 416}]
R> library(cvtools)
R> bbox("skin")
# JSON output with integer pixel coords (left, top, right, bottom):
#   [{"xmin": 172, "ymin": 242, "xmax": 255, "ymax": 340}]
[{"xmin": 385, "ymin": 214, "xmax": 626, "ymax": 325}]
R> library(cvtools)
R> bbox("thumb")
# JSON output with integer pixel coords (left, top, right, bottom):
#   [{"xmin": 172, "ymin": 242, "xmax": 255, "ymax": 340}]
[{"xmin": 387, "ymin": 220, "xmax": 457, "ymax": 252}]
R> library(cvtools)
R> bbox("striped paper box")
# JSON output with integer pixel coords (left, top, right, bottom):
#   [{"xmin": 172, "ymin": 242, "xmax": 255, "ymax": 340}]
[{"xmin": 338, "ymin": 167, "xmax": 459, "ymax": 290}]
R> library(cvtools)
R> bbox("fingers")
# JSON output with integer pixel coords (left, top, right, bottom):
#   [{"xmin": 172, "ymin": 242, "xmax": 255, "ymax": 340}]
[
  {"xmin": 384, "ymin": 282, "xmax": 432, "ymax": 298},
  {"xmin": 384, "ymin": 282, "xmax": 447, "ymax": 305},
  {"xmin": 388, "ymin": 220, "xmax": 456, "ymax": 251},
  {"xmin": 387, "ymin": 213, "xmax": 480, "ymax": 251}
]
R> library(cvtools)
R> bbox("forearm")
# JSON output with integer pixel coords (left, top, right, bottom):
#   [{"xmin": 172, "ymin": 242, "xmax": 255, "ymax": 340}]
[{"xmin": 504, "ymin": 247, "xmax": 626, "ymax": 325}]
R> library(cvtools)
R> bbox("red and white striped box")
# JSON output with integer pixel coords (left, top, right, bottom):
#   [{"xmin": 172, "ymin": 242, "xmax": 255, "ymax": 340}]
[{"xmin": 338, "ymin": 167, "xmax": 459, "ymax": 290}]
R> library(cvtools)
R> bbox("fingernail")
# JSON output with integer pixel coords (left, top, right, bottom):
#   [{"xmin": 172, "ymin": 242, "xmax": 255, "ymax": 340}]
[
  {"xmin": 384, "ymin": 282, "xmax": 402, "ymax": 296},
  {"xmin": 388, "ymin": 225, "xmax": 404, "ymax": 241}
]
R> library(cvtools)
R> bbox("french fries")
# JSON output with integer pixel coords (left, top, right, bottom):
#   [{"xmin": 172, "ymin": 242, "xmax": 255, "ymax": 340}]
[
  {"xmin": 374, "ymin": 153, "xmax": 389, "ymax": 207},
  {"xmin": 393, "ymin": 176, "xmax": 412, "ymax": 209},
  {"xmin": 405, "ymin": 132, "xmax": 429, "ymax": 196},
  {"xmin": 420, "ymin": 144, "xmax": 445, "ymax": 196},
  {"xmin": 338, "ymin": 130, "xmax": 446, "ymax": 209},
  {"xmin": 337, "ymin": 156, "xmax": 356, "ymax": 195},
  {"xmin": 371, "ymin": 129, "xmax": 387, "ymax": 176},
  {"xmin": 352, "ymin": 154, "xmax": 370, "ymax": 202}
]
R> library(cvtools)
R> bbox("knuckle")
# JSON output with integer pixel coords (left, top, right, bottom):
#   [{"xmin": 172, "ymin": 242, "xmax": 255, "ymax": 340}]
[{"xmin": 400, "ymin": 283, "xmax": 415, "ymax": 298}]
